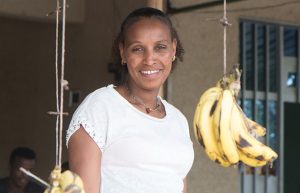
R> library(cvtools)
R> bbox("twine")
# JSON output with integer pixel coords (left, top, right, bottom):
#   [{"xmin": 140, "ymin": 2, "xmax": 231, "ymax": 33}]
[{"xmin": 220, "ymin": 0, "xmax": 231, "ymax": 78}]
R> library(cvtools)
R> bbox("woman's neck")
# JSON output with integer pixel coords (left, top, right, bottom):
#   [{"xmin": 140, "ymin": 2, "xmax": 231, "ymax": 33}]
[
  {"xmin": 115, "ymin": 82, "xmax": 165, "ymax": 116},
  {"xmin": 125, "ymin": 83, "xmax": 160, "ymax": 107}
]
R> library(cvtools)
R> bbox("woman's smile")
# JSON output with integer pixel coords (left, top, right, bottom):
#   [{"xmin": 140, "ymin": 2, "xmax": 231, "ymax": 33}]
[{"xmin": 139, "ymin": 69, "xmax": 161, "ymax": 78}]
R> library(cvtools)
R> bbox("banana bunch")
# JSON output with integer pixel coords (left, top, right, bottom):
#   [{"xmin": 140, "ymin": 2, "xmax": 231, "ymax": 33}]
[
  {"xmin": 193, "ymin": 65, "xmax": 277, "ymax": 167},
  {"xmin": 44, "ymin": 167, "xmax": 85, "ymax": 193}
]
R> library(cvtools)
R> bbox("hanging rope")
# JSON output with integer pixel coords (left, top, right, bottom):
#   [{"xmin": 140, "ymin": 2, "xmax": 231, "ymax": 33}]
[
  {"xmin": 19, "ymin": 0, "xmax": 69, "ymax": 186},
  {"xmin": 223, "ymin": 0, "xmax": 227, "ymax": 76},
  {"xmin": 19, "ymin": 2, "xmax": 84, "ymax": 193},
  {"xmin": 58, "ymin": 0, "xmax": 68, "ymax": 169},
  {"xmin": 220, "ymin": 0, "xmax": 231, "ymax": 77},
  {"xmin": 55, "ymin": 0, "xmax": 60, "ymax": 168},
  {"xmin": 47, "ymin": 0, "xmax": 68, "ymax": 169}
]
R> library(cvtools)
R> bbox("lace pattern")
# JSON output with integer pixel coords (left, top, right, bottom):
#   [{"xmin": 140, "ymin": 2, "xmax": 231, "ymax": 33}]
[{"xmin": 66, "ymin": 115, "xmax": 105, "ymax": 151}]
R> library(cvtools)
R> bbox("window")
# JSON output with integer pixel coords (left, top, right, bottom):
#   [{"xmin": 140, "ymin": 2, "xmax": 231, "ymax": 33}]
[{"xmin": 240, "ymin": 20, "xmax": 300, "ymax": 193}]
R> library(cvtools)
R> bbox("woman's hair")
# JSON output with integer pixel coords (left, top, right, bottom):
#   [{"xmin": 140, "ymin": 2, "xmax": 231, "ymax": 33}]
[{"xmin": 110, "ymin": 7, "xmax": 184, "ymax": 84}]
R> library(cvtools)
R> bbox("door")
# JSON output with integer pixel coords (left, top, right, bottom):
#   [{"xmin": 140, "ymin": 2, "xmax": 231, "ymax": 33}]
[{"xmin": 284, "ymin": 102, "xmax": 300, "ymax": 193}]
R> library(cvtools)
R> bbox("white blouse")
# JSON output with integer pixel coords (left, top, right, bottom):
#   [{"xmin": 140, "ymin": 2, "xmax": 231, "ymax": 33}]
[{"xmin": 66, "ymin": 85, "xmax": 194, "ymax": 193}]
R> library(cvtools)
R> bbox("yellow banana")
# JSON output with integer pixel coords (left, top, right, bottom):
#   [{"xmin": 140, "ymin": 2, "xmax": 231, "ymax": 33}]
[
  {"xmin": 194, "ymin": 123, "xmax": 231, "ymax": 167},
  {"xmin": 261, "ymin": 146, "xmax": 278, "ymax": 161},
  {"xmin": 235, "ymin": 104, "xmax": 266, "ymax": 137},
  {"xmin": 208, "ymin": 92, "xmax": 233, "ymax": 166},
  {"xmin": 198, "ymin": 87, "xmax": 223, "ymax": 105},
  {"xmin": 194, "ymin": 89, "xmax": 221, "ymax": 160},
  {"xmin": 231, "ymin": 101, "xmax": 277, "ymax": 162},
  {"xmin": 214, "ymin": 89, "xmax": 239, "ymax": 164},
  {"xmin": 194, "ymin": 87, "xmax": 231, "ymax": 167},
  {"xmin": 44, "ymin": 169, "xmax": 85, "ymax": 193},
  {"xmin": 193, "ymin": 87, "xmax": 222, "ymax": 143},
  {"xmin": 193, "ymin": 65, "xmax": 278, "ymax": 167},
  {"xmin": 60, "ymin": 170, "xmax": 85, "ymax": 193},
  {"xmin": 238, "ymin": 150, "xmax": 268, "ymax": 167},
  {"xmin": 245, "ymin": 118, "xmax": 266, "ymax": 137},
  {"xmin": 230, "ymin": 101, "xmax": 276, "ymax": 166}
]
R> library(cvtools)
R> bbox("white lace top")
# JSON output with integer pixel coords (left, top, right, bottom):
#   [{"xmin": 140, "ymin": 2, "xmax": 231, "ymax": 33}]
[{"xmin": 66, "ymin": 85, "xmax": 194, "ymax": 193}]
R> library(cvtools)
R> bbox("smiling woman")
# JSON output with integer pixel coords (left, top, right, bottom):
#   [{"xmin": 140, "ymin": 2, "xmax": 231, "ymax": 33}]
[
  {"xmin": 67, "ymin": 7, "xmax": 194, "ymax": 193},
  {"xmin": 120, "ymin": 18, "xmax": 175, "ymax": 94}
]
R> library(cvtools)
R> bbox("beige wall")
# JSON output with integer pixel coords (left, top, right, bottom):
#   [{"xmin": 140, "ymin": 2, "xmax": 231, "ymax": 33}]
[
  {"xmin": 1, "ymin": 16, "xmax": 59, "ymax": 178},
  {"xmin": 0, "ymin": 0, "xmax": 84, "ymax": 23},
  {"xmin": 1, "ymin": 0, "xmax": 300, "ymax": 192}
]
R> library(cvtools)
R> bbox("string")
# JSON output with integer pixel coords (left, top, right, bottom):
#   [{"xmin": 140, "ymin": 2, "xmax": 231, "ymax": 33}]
[
  {"xmin": 52, "ymin": 0, "xmax": 67, "ymax": 168},
  {"xmin": 58, "ymin": 0, "xmax": 67, "ymax": 168},
  {"xmin": 223, "ymin": 0, "xmax": 227, "ymax": 76},
  {"xmin": 55, "ymin": 0, "xmax": 60, "ymax": 167},
  {"xmin": 19, "ymin": 0, "xmax": 68, "ymax": 185},
  {"xmin": 220, "ymin": 0, "xmax": 232, "ymax": 79}
]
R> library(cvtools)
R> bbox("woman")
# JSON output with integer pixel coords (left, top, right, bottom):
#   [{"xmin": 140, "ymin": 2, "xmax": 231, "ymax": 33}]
[{"xmin": 67, "ymin": 7, "xmax": 194, "ymax": 193}]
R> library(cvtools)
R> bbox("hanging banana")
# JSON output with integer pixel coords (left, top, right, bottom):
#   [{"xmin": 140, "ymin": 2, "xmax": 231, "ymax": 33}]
[
  {"xmin": 193, "ymin": 65, "xmax": 278, "ymax": 167},
  {"xmin": 193, "ymin": 87, "xmax": 232, "ymax": 167},
  {"xmin": 44, "ymin": 167, "xmax": 85, "ymax": 193}
]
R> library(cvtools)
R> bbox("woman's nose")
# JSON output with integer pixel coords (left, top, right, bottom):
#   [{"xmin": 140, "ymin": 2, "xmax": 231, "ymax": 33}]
[{"xmin": 144, "ymin": 50, "xmax": 156, "ymax": 65}]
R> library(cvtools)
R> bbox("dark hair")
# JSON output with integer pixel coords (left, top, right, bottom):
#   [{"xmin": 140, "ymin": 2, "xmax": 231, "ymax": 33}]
[
  {"xmin": 9, "ymin": 147, "xmax": 36, "ymax": 165},
  {"xmin": 110, "ymin": 7, "xmax": 184, "ymax": 84}
]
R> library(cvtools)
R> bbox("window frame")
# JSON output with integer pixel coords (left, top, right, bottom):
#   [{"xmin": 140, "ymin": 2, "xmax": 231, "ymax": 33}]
[{"xmin": 239, "ymin": 18, "xmax": 300, "ymax": 193}]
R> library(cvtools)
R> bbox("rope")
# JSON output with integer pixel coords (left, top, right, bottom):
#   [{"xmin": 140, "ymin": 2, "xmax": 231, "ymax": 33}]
[
  {"xmin": 19, "ymin": 0, "xmax": 69, "ymax": 184},
  {"xmin": 51, "ymin": 0, "xmax": 68, "ymax": 168},
  {"xmin": 55, "ymin": 0, "xmax": 60, "ymax": 167},
  {"xmin": 58, "ymin": 0, "xmax": 67, "ymax": 168},
  {"xmin": 220, "ymin": 0, "xmax": 231, "ymax": 77},
  {"xmin": 223, "ymin": 0, "xmax": 227, "ymax": 76}
]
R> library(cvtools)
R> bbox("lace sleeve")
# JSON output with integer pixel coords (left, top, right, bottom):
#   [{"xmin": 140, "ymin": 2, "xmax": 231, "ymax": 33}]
[{"xmin": 66, "ymin": 93, "xmax": 108, "ymax": 152}]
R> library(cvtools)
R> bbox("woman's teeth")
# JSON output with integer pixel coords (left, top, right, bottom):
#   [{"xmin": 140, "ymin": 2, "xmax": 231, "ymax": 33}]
[{"xmin": 141, "ymin": 70, "xmax": 160, "ymax": 75}]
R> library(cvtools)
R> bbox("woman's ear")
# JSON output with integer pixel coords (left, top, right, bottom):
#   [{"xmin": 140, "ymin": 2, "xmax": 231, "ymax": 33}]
[
  {"xmin": 172, "ymin": 39, "xmax": 177, "ymax": 56},
  {"xmin": 119, "ymin": 43, "xmax": 125, "ymax": 64}
]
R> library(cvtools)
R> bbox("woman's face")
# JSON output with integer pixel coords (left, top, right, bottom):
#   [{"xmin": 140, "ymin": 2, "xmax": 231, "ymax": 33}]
[{"xmin": 120, "ymin": 18, "xmax": 176, "ymax": 92}]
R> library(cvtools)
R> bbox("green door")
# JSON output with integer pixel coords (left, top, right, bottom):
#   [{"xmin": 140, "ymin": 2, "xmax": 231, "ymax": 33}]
[{"xmin": 284, "ymin": 102, "xmax": 300, "ymax": 193}]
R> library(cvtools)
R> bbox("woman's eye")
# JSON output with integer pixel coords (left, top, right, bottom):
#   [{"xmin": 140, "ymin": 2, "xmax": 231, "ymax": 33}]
[
  {"xmin": 132, "ymin": 47, "xmax": 143, "ymax": 52},
  {"xmin": 155, "ymin": 44, "xmax": 167, "ymax": 51}
]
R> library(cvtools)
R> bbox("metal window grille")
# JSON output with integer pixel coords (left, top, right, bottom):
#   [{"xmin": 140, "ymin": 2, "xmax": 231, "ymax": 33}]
[{"xmin": 239, "ymin": 19, "xmax": 300, "ymax": 193}]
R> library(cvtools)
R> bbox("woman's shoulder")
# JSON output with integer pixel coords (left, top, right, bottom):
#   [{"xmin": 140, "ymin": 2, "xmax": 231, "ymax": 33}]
[
  {"xmin": 82, "ymin": 84, "xmax": 115, "ymax": 102},
  {"xmin": 73, "ymin": 84, "xmax": 117, "ymax": 113},
  {"xmin": 89, "ymin": 84, "xmax": 115, "ymax": 97}
]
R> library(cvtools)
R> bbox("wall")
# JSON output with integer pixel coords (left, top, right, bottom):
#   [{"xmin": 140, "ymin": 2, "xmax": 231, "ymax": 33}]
[{"xmin": 0, "ymin": 0, "xmax": 84, "ymax": 23}]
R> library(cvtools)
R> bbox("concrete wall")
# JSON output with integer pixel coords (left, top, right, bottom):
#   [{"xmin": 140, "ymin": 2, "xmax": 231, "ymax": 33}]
[
  {"xmin": 0, "ymin": 0, "xmax": 84, "ymax": 22},
  {"xmin": 1, "ymin": 16, "xmax": 59, "ymax": 178}
]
